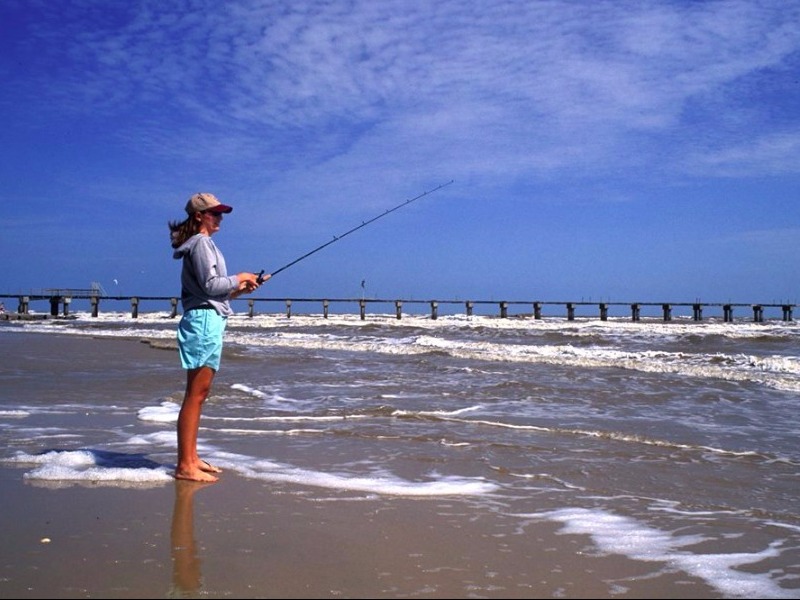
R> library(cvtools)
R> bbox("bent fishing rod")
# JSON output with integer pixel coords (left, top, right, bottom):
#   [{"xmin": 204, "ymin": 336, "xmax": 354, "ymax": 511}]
[{"xmin": 256, "ymin": 179, "xmax": 454, "ymax": 283}]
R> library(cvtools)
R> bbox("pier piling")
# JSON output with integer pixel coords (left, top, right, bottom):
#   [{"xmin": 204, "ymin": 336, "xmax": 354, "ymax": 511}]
[
  {"xmin": 723, "ymin": 304, "xmax": 733, "ymax": 322},
  {"xmin": 752, "ymin": 305, "xmax": 764, "ymax": 323},
  {"xmin": 599, "ymin": 303, "xmax": 608, "ymax": 321},
  {"xmin": 693, "ymin": 304, "xmax": 703, "ymax": 321},
  {"xmin": 631, "ymin": 303, "xmax": 640, "ymax": 322},
  {"xmin": 49, "ymin": 296, "xmax": 60, "ymax": 316},
  {"xmin": 662, "ymin": 304, "xmax": 672, "ymax": 322},
  {"xmin": 533, "ymin": 302, "xmax": 542, "ymax": 319}
]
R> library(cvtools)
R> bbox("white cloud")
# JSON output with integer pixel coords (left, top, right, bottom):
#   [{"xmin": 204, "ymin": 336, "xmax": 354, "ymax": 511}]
[{"xmin": 6, "ymin": 0, "xmax": 800, "ymax": 187}]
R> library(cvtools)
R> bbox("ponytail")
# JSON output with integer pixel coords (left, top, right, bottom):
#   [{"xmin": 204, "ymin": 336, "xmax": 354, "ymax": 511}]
[{"xmin": 168, "ymin": 217, "xmax": 200, "ymax": 248}]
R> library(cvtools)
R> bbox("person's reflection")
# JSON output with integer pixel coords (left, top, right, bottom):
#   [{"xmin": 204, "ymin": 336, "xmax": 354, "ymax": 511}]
[{"xmin": 170, "ymin": 479, "xmax": 210, "ymax": 597}]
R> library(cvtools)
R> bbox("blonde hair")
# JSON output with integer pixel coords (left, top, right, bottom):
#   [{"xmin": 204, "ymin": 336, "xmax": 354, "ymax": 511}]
[{"xmin": 168, "ymin": 216, "xmax": 200, "ymax": 249}]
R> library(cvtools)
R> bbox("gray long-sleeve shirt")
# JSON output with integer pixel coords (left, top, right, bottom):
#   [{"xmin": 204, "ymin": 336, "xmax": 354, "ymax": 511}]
[{"xmin": 173, "ymin": 234, "xmax": 239, "ymax": 316}]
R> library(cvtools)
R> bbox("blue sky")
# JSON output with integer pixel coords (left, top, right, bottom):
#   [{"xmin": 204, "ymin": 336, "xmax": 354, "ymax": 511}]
[{"xmin": 3, "ymin": 0, "xmax": 800, "ymax": 307}]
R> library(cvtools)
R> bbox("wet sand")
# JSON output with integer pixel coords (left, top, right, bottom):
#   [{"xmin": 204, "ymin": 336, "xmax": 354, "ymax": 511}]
[
  {"xmin": 0, "ymin": 465, "xmax": 719, "ymax": 599},
  {"xmin": 0, "ymin": 330, "xmax": 734, "ymax": 598}
]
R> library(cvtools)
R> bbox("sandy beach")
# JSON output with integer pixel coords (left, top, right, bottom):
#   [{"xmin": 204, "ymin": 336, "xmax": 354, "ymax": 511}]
[
  {"xmin": 1, "ymin": 320, "xmax": 798, "ymax": 598},
  {"xmin": 0, "ymin": 332, "xmax": 631, "ymax": 599},
  {"xmin": 0, "ymin": 461, "xmax": 715, "ymax": 599}
]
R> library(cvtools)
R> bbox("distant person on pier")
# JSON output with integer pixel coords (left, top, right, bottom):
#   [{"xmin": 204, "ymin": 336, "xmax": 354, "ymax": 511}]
[{"xmin": 168, "ymin": 192, "xmax": 269, "ymax": 482}]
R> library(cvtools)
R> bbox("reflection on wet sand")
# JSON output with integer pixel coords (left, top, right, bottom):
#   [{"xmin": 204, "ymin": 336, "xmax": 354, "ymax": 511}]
[{"xmin": 170, "ymin": 480, "xmax": 211, "ymax": 597}]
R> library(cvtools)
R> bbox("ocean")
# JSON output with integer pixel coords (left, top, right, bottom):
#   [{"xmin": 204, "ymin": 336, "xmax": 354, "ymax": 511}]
[{"xmin": 1, "ymin": 308, "xmax": 798, "ymax": 598}]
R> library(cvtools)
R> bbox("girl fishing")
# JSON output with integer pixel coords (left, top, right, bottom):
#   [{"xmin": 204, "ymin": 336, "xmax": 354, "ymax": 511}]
[{"xmin": 168, "ymin": 192, "xmax": 268, "ymax": 483}]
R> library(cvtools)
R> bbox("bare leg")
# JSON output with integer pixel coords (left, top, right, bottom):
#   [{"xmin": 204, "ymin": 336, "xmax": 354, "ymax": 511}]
[{"xmin": 175, "ymin": 366, "xmax": 219, "ymax": 483}]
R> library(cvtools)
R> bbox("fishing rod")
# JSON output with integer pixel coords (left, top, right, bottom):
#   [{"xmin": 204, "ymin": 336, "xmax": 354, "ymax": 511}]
[{"xmin": 256, "ymin": 179, "xmax": 454, "ymax": 283}]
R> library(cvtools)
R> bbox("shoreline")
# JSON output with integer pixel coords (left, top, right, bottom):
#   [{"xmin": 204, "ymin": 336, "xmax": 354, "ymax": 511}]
[
  {"xmin": 0, "ymin": 329, "xmax": 795, "ymax": 598},
  {"xmin": 0, "ymin": 467, "xmax": 726, "ymax": 599}
]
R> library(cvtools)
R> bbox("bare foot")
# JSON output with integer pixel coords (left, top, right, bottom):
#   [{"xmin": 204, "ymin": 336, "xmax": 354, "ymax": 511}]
[
  {"xmin": 175, "ymin": 468, "xmax": 219, "ymax": 483},
  {"xmin": 199, "ymin": 459, "xmax": 222, "ymax": 474}
]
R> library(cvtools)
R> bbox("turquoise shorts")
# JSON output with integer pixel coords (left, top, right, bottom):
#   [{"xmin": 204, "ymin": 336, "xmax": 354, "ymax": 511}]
[{"xmin": 177, "ymin": 308, "xmax": 228, "ymax": 371}]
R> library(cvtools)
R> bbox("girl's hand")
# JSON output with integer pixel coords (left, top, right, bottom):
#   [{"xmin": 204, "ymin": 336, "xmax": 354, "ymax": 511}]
[{"xmin": 234, "ymin": 272, "xmax": 262, "ymax": 296}]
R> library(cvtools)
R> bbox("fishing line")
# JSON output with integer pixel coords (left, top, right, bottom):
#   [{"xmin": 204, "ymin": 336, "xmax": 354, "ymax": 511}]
[{"xmin": 257, "ymin": 180, "xmax": 454, "ymax": 282}]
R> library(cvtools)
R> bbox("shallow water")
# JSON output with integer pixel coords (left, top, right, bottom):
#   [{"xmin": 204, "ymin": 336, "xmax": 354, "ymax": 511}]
[{"xmin": 1, "ymin": 311, "xmax": 799, "ymax": 598}]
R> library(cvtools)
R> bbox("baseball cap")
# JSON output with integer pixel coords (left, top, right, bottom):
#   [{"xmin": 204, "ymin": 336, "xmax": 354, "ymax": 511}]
[{"xmin": 185, "ymin": 192, "xmax": 233, "ymax": 215}]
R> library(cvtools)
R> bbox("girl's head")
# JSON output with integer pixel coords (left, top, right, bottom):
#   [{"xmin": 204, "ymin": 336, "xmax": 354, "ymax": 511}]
[{"xmin": 169, "ymin": 193, "xmax": 233, "ymax": 248}]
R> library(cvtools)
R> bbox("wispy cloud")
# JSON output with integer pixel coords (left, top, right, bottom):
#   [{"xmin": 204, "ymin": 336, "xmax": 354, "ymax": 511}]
[{"xmin": 8, "ymin": 0, "xmax": 799, "ymax": 185}]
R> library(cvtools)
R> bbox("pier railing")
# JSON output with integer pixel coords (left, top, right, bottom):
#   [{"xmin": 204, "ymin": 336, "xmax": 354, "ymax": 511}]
[{"xmin": 0, "ymin": 292, "xmax": 795, "ymax": 323}]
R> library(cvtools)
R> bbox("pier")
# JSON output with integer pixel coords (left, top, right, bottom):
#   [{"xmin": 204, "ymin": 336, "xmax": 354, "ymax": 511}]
[{"xmin": 0, "ymin": 291, "xmax": 795, "ymax": 323}]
